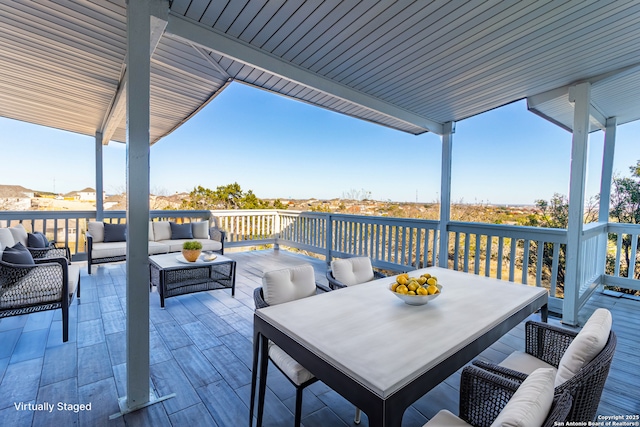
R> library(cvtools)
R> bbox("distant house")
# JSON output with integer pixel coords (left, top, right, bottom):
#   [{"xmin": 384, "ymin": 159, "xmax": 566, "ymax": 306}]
[
  {"xmin": 0, "ymin": 184, "xmax": 34, "ymax": 210},
  {"xmin": 66, "ymin": 187, "xmax": 104, "ymax": 202}
]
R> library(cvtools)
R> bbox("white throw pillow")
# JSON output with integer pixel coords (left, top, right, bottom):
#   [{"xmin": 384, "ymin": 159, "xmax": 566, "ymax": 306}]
[
  {"xmin": 191, "ymin": 221, "xmax": 209, "ymax": 239},
  {"xmin": 262, "ymin": 264, "xmax": 317, "ymax": 306},
  {"xmin": 555, "ymin": 308, "xmax": 612, "ymax": 387},
  {"xmin": 88, "ymin": 221, "xmax": 105, "ymax": 243},
  {"xmin": 9, "ymin": 224, "xmax": 29, "ymax": 246},
  {"xmin": 331, "ymin": 257, "xmax": 375, "ymax": 286},
  {"xmin": 0, "ymin": 228, "xmax": 16, "ymax": 251},
  {"xmin": 152, "ymin": 221, "xmax": 172, "ymax": 241},
  {"xmin": 490, "ymin": 368, "xmax": 556, "ymax": 427}
]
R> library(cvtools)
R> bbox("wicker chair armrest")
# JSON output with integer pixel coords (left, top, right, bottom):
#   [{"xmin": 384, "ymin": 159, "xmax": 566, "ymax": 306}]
[
  {"xmin": 28, "ymin": 246, "xmax": 70, "ymax": 261},
  {"xmin": 209, "ymin": 227, "xmax": 225, "ymax": 242},
  {"xmin": 326, "ymin": 269, "xmax": 346, "ymax": 290},
  {"xmin": 459, "ymin": 365, "xmax": 521, "ymax": 427},
  {"xmin": 253, "ymin": 287, "xmax": 269, "ymax": 310},
  {"xmin": 373, "ymin": 271, "xmax": 386, "ymax": 279},
  {"xmin": 525, "ymin": 320, "xmax": 578, "ymax": 367},
  {"xmin": 542, "ymin": 391, "xmax": 573, "ymax": 427},
  {"xmin": 472, "ymin": 359, "xmax": 529, "ymax": 383},
  {"xmin": 315, "ymin": 282, "xmax": 331, "ymax": 293}
]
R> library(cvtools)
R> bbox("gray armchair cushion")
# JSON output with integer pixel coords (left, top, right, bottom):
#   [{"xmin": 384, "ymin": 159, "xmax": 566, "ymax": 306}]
[
  {"xmin": 170, "ymin": 222, "xmax": 193, "ymax": 240},
  {"xmin": 262, "ymin": 264, "xmax": 316, "ymax": 306},
  {"xmin": 103, "ymin": 223, "xmax": 127, "ymax": 242},
  {"xmin": 2, "ymin": 242, "xmax": 35, "ymax": 265},
  {"xmin": 331, "ymin": 257, "xmax": 375, "ymax": 286}
]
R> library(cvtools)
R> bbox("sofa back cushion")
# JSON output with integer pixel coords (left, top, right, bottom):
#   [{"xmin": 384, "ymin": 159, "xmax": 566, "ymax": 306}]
[
  {"xmin": 331, "ymin": 257, "xmax": 375, "ymax": 286},
  {"xmin": 104, "ymin": 223, "xmax": 127, "ymax": 242},
  {"xmin": 88, "ymin": 221, "xmax": 104, "ymax": 243},
  {"xmin": 170, "ymin": 222, "xmax": 193, "ymax": 240},
  {"xmin": 0, "ymin": 228, "xmax": 16, "ymax": 252},
  {"xmin": 191, "ymin": 221, "xmax": 209, "ymax": 239},
  {"xmin": 262, "ymin": 264, "xmax": 317, "ymax": 306},
  {"xmin": 153, "ymin": 221, "xmax": 172, "ymax": 241},
  {"xmin": 2, "ymin": 242, "xmax": 35, "ymax": 265},
  {"xmin": 555, "ymin": 308, "xmax": 612, "ymax": 387},
  {"xmin": 9, "ymin": 224, "xmax": 28, "ymax": 247}
]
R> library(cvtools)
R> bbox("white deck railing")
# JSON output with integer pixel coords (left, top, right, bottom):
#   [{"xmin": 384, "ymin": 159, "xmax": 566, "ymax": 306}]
[
  {"xmin": 605, "ymin": 222, "xmax": 640, "ymax": 292},
  {"xmin": 2, "ymin": 209, "xmax": 638, "ymax": 303}
]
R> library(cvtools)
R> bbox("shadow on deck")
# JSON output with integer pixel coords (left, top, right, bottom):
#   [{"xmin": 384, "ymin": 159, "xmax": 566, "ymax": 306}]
[{"xmin": 0, "ymin": 249, "xmax": 638, "ymax": 426}]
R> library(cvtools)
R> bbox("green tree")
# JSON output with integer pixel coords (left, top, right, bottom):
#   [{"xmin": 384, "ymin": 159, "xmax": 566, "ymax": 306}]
[
  {"xmin": 519, "ymin": 193, "xmax": 598, "ymax": 292},
  {"xmin": 180, "ymin": 183, "xmax": 285, "ymax": 210},
  {"xmin": 608, "ymin": 160, "xmax": 640, "ymax": 282}
]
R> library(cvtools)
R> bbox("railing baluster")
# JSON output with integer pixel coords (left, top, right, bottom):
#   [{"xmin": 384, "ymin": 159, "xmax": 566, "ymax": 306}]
[
  {"xmin": 474, "ymin": 234, "xmax": 481, "ymax": 275},
  {"xmin": 522, "ymin": 239, "xmax": 530, "ymax": 284},
  {"xmin": 630, "ymin": 234, "xmax": 638, "ymax": 279},
  {"xmin": 496, "ymin": 236, "xmax": 504, "ymax": 280},
  {"xmin": 509, "ymin": 238, "xmax": 516, "ymax": 282},
  {"xmin": 453, "ymin": 232, "xmax": 460, "ymax": 271},
  {"xmin": 484, "ymin": 235, "xmax": 492, "ymax": 277},
  {"xmin": 463, "ymin": 233, "xmax": 470, "ymax": 273},
  {"xmin": 536, "ymin": 241, "xmax": 544, "ymax": 287}
]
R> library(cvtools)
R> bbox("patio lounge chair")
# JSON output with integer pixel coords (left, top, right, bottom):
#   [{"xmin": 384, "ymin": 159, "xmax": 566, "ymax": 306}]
[
  {"xmin": 473, "ymin": 308, "xmax": 616, "ymax": 422},
  {"xmin": 424, "ymin": 366, "xmax": 573, "ymax": 427},
  {"xmin": 0, "ymin": 255, "xmax": 80, "ymax": 342},
  {"xmin": 252, "ymin": 264, "xmax": 330, "ymax": 427},
  {"xmin": 326, "ymin": 256, "xmax": 385, "ymax": 290}
]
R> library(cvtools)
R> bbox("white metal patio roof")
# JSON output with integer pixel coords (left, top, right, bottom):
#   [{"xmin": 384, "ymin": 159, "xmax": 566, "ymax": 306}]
[{"xmin": 1, "ymin": 0, "xmax": 639, "ymax": 143}]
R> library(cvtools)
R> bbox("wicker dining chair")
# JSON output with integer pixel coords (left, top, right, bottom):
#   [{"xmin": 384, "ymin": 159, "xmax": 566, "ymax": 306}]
[
  {"xmin": 473, "ymin": 308, "xmax": 616, "ymax": 422},
  {"xmin": 326, "ymin": 256, "xmax": 385, "ymax": 290},
  {"xmin": 252, "ymin": 264, "xmax": 330, "ymax": 427},
  {"xmin": 424, "ymin": 365, "xmax": 573, "ymax": 427}
]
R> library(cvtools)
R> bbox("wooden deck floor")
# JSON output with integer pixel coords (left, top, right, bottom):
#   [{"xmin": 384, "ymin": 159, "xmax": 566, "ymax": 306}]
[{"xmin": 0, "ymin": 249, "xmax": 638, "ymax": 426}]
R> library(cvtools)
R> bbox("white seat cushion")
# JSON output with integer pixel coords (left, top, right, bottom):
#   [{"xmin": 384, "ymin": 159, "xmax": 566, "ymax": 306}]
[
  {"xmin": 148, "ymin": 241, "xmax": 170, "ymax": 255},
  {"xmin": 91, "ymin": 242, "xmax": 127, "ymax": 259},
  {"xmin": 423, "ymin": 410, "xmax": 472, "ymax": 426},
  {"xmin": 88, "ymin": 221, "xmax": 104, "ymax": 243},
  {"xmin": 67, "ymin": 264, "xmax": 81, "ymax": 296},
  {"xmin": 157, "ymin": 239, "xmax": 221, "ymax": 253},
  {"xmin": 269, "ymin": 343, "xmax": 314, "ymax": 386},
  {"xmin": 331, "ymin": 257, "xmax": 374, "ymax": 286},
  {"xmin": 499, "ymin": 351, "xmax": 557, "ymax": 376},
  {"xmin": 262, "ymin": 264, "xmax": 316, "ymax": 306},
  {"xmin": 555, "ymin": 308, "xmax": 612, "ymax": 387},
  {"xmin": 490, "ymin": 367, "xmax": 556, "ymax": 427}
]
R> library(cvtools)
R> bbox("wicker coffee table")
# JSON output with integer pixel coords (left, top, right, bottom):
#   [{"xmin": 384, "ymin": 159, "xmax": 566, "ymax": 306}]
[{"xmin": 149, "ymin": 252, "xmax": 236, "ymax": 307}]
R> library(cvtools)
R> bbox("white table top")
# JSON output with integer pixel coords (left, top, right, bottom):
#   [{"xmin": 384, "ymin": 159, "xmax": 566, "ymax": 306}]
[
  {"xmin": 256, "ymin": 267, "xmax": 547, "ymax": 398},
  {"xmin": 149, "ymin": 252, "xmax": 232, "ymax": 269}
]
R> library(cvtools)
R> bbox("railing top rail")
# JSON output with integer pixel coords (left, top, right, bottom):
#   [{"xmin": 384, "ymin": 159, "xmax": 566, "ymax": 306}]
[
  {"xmin": 606, "ymin": 222, "xmax": 640, "ymax": 233},
  {"xmin": 0, "ymin": 210, "xmax": 211, "ymax": 221},
  {"xmin": 448, "ymin": 221, "xmax": 568, "ymax": 243}
]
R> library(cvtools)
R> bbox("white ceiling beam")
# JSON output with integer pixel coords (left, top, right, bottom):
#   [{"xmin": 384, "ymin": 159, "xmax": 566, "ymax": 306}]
[
  {"xmin": 99, "ymin": 0, "xmax": 168, "ymax": 145},
  {"xmin": 165, "ymin": 12, "xmax": 444, "ymax": 135}
]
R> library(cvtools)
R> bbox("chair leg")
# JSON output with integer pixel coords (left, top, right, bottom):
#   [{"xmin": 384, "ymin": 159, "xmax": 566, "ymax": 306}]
[
  {"xmin": 354, "ymin": 407, "xmax": 361, "ymax": 424},
  {"xmin": 294, "ymin": 387, "xmax": 304, "ymax": 427}
]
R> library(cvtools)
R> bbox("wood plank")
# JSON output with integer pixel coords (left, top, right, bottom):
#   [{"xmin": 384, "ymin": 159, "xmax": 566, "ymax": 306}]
[
  {"xmin": 197, "ymin": 380, "xmax": 248, "ymax": 426},
  {"xmin": 150, "ymin": 359, "xmax": 202, "ymax": 415},
  {"xmin": 40, "ymin": 342, "xmax": 77, "ymax": 386},
  {"xmin": 171, "ymin": 345, "xmax": 222, "ymax": 388},
  {"xmin": 78, "ymin": 342, "xmax": 113, "ymax": 387},
  {"xmin": 34, "ymin": 378, "xmax": 78, "ymax": 426}
]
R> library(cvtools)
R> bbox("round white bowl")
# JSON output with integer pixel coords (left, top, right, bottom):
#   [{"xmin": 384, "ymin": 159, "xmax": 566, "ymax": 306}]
[{"xmin": 389, "ymin": 284, "xmax": 442, "ymax": 306}]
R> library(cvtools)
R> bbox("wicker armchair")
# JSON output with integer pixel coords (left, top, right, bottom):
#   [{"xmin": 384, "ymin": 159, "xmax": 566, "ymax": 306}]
[
  {"xmin": 326, "ymin": 256, "xmax": 385, "ymax": 290},
  {"xmin": 473, "ymin": 318, "xmax": 617, "ymax": 422},
  {"xmin": 0, "ymin": 256, "xmax": 80, "ymax": 342},
  {"xmin": 437, "ymin": 365, "xmax": 573, "ymax": 427}
]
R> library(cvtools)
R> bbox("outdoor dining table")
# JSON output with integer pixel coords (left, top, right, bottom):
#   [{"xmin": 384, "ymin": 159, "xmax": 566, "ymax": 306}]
[{"xmin": 250, "ymin": 266, "xmax": 548, "ymax": 427}]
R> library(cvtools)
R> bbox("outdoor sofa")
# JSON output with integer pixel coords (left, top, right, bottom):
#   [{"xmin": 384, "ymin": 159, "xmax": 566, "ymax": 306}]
[{"xmin": 86, "ymin": 220, "xmax": 225, "ymax": 274}]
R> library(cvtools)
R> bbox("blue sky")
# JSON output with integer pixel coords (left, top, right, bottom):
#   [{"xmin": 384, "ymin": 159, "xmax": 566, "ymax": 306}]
[{"xmin": 1, "ymin": 82, "xmax": 639, "ymax": 205}]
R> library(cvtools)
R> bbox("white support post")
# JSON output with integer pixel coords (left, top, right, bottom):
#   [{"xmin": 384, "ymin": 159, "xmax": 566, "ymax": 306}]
[
  {"xmin": 95, "ymin": 132, "xmax": 104, "ymax": 221},
  {"xmin": 124, "ymin": 0, "xmax": 152, "ymax": 412},
  {"xmin": 598, "ymin": 118, "xmax": 617, "ymax": 222},
  {"xmin": 564, "ymin": 82, "xmax": 591, "ymax": 326},
  {"xmin": 438, "ymin": 122, "xmax": 455, "ymax": 268}
]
